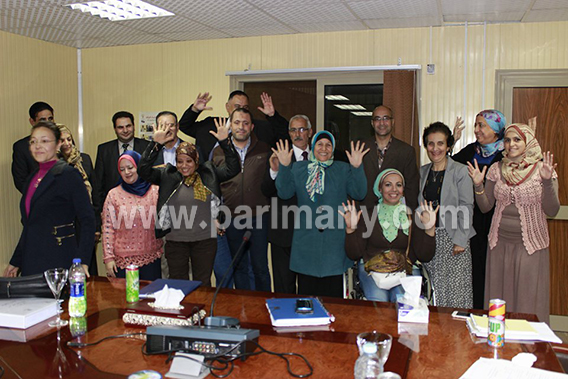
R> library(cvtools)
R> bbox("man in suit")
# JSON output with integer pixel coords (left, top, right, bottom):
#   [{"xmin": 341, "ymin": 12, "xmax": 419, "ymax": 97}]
[
  {"xmin": 12, "ymin": 101, "xmax": 55, "ymax": 193},
  {"xmin": 152, "ymin": 111, "xmax": 183, "ymax": 167},
  {"xmin": 262, "ymin": 115, "xmax": 312, "ymax": 294},
  {"xmin": 179, "ymin": 91, "xmax": 289, "ymax": 160},
  {"xmin": 360, "ymin": 105, "xmax": 419, "ymax": 214},
  {"xmin": 94, "ymin": 111, "xmax": 150, "ymax": 224}
]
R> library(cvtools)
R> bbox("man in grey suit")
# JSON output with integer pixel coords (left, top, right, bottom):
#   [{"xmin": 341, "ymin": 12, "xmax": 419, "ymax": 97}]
[
  {"xmin": 94, "ymin": 111, "xmax": 150, "ymax": 230},
  {"xmin": 360, "ymin": 105, "xmax": 419, "ymax": 214}
]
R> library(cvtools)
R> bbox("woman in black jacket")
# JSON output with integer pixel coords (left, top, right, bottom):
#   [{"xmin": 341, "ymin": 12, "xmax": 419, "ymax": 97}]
[
  {"xmin": 4, "ymin": 121, "xmax": 95, "ymax": 277},
  {"xmin": 138, "ymin": 118, "xmax": 239, "ymax": 286}
]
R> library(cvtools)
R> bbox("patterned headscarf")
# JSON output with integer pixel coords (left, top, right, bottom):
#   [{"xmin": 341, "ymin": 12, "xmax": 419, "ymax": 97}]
[
  {"xmin": 475, "ymin": 110, "xmax": 507, "ymax": 158},
  {"xmin": 305, "ymin": 131, "xmax": 335, "ymax": 202},
  {"xmin": 501, "ymin": 119, "xmax": 543, "ymax": 186},
  {"xmin": 373, "ymin": 169, "xmax": 410, "ymax": 243},
  {"xmin": 57, "ymin": 124, "xmax": 92, "ymax": 201},
  {"xmin": 176, "ymin": 141, "xmax": 210, "ymax": 202},
  {"xmin": 118, "ymin": 150, "xmax": 152, "ymax": 196}
]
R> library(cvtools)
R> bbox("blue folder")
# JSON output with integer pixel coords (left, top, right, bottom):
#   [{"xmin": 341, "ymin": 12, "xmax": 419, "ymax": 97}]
[
  {"xmin": 265, "ymin": 297, "xmax": 335, "ymax": 327},
  {"xmin": 139, "ymin": 279, "xmax": 202, "ymax": 299}
]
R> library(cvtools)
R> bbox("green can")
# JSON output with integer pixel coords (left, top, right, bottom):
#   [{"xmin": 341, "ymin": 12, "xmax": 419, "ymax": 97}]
[{"xmin": 126, "ymin": 265, "xmax": 139, "ymax": 303}]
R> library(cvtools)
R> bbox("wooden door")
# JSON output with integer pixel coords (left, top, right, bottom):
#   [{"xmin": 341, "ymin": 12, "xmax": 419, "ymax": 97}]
[{"xmin": 513, "ymin": 87, "xmax": 568, "ymax": 316}]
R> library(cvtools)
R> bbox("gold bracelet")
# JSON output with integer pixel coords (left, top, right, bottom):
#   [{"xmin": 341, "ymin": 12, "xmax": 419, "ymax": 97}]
[{"xmin": 475, "ymin": 188, "xmax": 485, "ymax": 195}]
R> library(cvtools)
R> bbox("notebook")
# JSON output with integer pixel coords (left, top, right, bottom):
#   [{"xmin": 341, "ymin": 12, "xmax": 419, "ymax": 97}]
[
  {"xmin": 139, "ymin": 279, "xmax": 202, "ymax": 299},
  {"xmin": 0, "ymin": 298, "xmax": 58, "ymax": 329},
  {"xmin": 265, "ymin": 297, "xmax": 335, "ymax": 327}
]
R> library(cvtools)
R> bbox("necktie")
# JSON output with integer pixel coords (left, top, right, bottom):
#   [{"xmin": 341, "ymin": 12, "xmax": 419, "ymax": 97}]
[
  {"xmin": 302, "ymin": 151, "xmax": 309, "ymax": 161},
  {"xmin": 122, "ymin": 143, "xmax": 129, "ymax": 153}
]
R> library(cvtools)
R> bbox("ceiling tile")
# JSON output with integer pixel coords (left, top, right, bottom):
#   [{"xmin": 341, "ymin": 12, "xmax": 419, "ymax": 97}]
[
  {"xmin": 364, "ymin": 16, "xmax": 441, "ymax": 29},
  {"xmin": 443, "ymin": 11, "xmax": 525, "ymax": 23},
  {"xmin": 158, "ymin": 29, "xmax": 232, "ymax": 41},
  {"xmin": 114, "ymin": 15, "xmax": 202, "ymax": 34},
  {"xmin": 265, "ymin": 3, "xmax": 357, "ymax": 24},
  {"xmin": 349, "ymin": 0, "xmax": 439, "ymax": 19},
  {"xmin": 524, "ymin": 8, "xmax": 568, "ymax": 22},
  {"xmin": 247, "ymin": 0, "xmax": 343, "ymax": 5},
  {"xmin": 221, "ymin": 24, "xmax": 296, "ymax": 37},
  {"xmin": 154, "ymin": 0, "xmax": 255, "ymax": 18},
  {"xmin": 56, "ymin": 21, "xmax": 141, "ymax": 38},
  {"xmin": 97, "ymin": 32, "xmax": 174, "ymax": 46},
  {"xmin": 3, "ymin": 25, "xmax": 77, "ymax": 41},
  {"xmin": 289, "ymin": 20, "xmax": 368, "ymax": 33},
  {"xmin": 440, "ymin": 0, "xmax": 533, "ymax": 14},
  {"xmin": 532, "ymin": 0, "xmax": 568, "ymax": 10},
  {"xmin": 51, "ymin": 38, "xmax": 113, "ymax": 48},
  {"xmin": 185, "ymin": 7, "xmax": 277, "ymax": 28},
  {"xmin": 0, "ymin": 13, "xmax": 38, "ymax": 29},
  {"xmin": 0, "ymin": 0, "xmax": 48, "ymax": 9}
]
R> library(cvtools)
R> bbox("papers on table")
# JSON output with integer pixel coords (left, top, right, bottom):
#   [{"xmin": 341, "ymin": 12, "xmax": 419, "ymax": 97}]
[
  {"xmin": 0, "ymin": 298, "xmax": 58, "ymax": 329},
  {"xmin": 265, "ymin": 298, "xmax": 335, "ymax": 327},
  {"xmin": 465, "ymin": 314, "xmax": 562, "ymax": 343},
  {"xmin": 460, "ymin": 358, "xmax": 568, "ymax": 378}
]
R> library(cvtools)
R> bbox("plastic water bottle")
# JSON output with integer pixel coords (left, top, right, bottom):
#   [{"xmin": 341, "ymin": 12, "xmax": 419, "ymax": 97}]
[
  {"xmin": 354, "ymin": 342, "xmax": 383, "ymax": 379},
  {"xmin": 68, "ymin": 258, "xmax": 87, "ymax": 317}
]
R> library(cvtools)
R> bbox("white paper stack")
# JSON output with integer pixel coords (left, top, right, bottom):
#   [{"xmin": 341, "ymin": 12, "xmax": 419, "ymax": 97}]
[
  {"xmin": 0, "ymin": 298, "xmax": 58, "ymax": 329},
  {"xmin": 465, "ymin": 314, "xmax": 562, "ymax": 343}
]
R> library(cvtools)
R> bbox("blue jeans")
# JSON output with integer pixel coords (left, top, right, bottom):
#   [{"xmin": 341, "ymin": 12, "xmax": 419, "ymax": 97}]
[
  {"xmin": 213, "ymin": 234, "xmax": 234, "ymax": 288},
  {"xmin": 359, "ymin": 262, "xmax": 421, "ymax": 303},
  {"xmin": 226, "ymin": 215, "xmax": 271, "ymax": 292}
]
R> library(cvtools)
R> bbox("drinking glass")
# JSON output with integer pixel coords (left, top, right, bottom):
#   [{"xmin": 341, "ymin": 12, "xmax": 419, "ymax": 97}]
[
  {"xmin": 44, "ymin": 268, "xmax": 69, "ymax": 327},
  {"xmin": 357, "ymin": 331, "xmax": 393, "ymax": 366}
]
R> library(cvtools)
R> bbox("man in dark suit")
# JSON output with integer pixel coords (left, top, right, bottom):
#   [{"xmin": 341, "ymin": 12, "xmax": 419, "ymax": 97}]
[
  {"xmin": 360, "ymin": 105, "xmax": 419, "ymax": 214},
  {"xmin": 94, "ymin": 111, "xmax": 150, "ymax": 223},
  {"xmin": 179, "ymin": 91, "xmax": 289, "ymax": 160},
  {"xmin": 262, "ymin": 115, "xmax": 312, "ymax": 294},
  {"xmin": 152, "ymin": 111, "xmax": 183, "ymax": 167},
  {"xmin": 12, "ymin": 101, "xmax": 55, "ymax": 193}
]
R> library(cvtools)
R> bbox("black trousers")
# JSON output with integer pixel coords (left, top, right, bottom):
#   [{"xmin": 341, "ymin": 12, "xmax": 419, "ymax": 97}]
[
  {"xmin": 271, "ymin": 244, "xmax": 297, "ymax": 294},
  {"xmin": 165, "ymin": 238, "xmax": 217, "ymax": 286},
  {"xmin": 297, "ymin": 273, "xmax": 343, "ymax": 298}
]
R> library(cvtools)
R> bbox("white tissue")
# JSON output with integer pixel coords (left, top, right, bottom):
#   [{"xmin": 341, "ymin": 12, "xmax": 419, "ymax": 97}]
[
  {"xmin": 152, "ymin": 285, "xmax": 185, "ymax": 309},
  {"xmin": 399, "ymin": 276, "xmax": 422, "ymax": 307},
  {"xmin": 511, "ymin": 353, "xmax": 537, "ymax": 367}
]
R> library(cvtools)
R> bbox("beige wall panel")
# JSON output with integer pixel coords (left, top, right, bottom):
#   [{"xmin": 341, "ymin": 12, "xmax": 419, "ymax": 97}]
[{"xmin": 0, "ymin": 30, "xmax": 77, "ymax": 272}]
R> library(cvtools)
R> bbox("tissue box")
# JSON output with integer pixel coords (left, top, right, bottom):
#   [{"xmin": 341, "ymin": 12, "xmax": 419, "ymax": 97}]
[
  {"xmin": 396, "ymin": 295, "xmax": 429, "ymax": 324},
  {"xmin": 123, "ymin": 300, "xmax": 206, "ymax": 327}
]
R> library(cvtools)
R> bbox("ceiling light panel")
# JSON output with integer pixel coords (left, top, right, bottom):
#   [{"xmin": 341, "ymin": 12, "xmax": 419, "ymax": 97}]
[
  {"xmin": 334, "ymin": 104, "xmax": 366, "ymax": 110},
  {"xmin": 351, "ymin": 111, "xmax": 373, "ymax": 116},
  {"xmin": 65, "ymin": 0, "xmax": 175, "ymax": 22},
  {"xmin": 265, "ymin": 3, "xmax": 357, "ymax": 24},
  {"xmin": 348, "ymin": 0, "xmax": 438, "ymax": 19},
  {"xmin": 325, "ymin": 95, "xmax": 350, "ymax": 101}
]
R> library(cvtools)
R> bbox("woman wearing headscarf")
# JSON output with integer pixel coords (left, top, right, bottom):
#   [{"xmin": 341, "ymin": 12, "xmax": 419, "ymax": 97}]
[
  {"xmin": 102, "ymin": 150, "xmax": 162, "ymax": 280},
  {"xmin": 273, "ymin": 131, "xmax": 368, "ymax": 298},
  {"xmin": 58, "ymin": 124, "xmax": 100, "ymax": 276},
  {"xmin": 468, "ymin": 118, "xmax": 559, "ymax": 323},
  {"xmin": 137, "ymin": 118, "xmax": 239, "ymax": 286},
  {"xmin": 452, "ymin": 110, "xmax": 507, "ymax": 309},
  {"xmin": 341, "ymin": 169, "xmax": 438, "ymax": 302},
  {"xmin": 419, "ymin": 122, "xmax": 475, "ymax": 308},
  {"xmin": 4, "ymin": 121, "xmax": 94, "ymax": 277}
]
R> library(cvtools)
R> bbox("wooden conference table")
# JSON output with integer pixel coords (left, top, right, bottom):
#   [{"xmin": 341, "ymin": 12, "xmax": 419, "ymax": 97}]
[{"xmin": 0, "ymin": 276, "xmax": 564, "ymax": 378}]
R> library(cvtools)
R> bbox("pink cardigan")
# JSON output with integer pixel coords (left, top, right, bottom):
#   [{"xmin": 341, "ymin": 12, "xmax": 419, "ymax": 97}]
[{"xmin": 102, "ymin": 184, "xmax": 163, "ymax": 269}]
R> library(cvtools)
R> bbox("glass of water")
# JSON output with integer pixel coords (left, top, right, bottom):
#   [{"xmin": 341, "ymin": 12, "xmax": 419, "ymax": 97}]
[{"xmin": 357, "ymin": 331, "xmax": 393, "ymax": 366}]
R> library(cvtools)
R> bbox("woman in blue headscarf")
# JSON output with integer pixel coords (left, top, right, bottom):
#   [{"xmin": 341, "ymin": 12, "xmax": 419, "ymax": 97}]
[
  {"xmin": 274, "ymin": 131, "xmax": 368, "ymax": 298},
  {"xmin": 453, "ymin": 110, "xmax": 507, "ymax": 309},
  {"xmin": 342, "ymin": 169, "xmax": 438, "ymax": 302},
  {"xmin": 102, "ymin": 150, "xmax": 163, "ymax": 280}
]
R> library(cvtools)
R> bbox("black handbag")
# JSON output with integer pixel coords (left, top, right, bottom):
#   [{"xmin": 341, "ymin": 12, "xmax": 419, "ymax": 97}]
[{"xmin": 0, "ymin": 273, "xmax": 53, "ymax": 298}]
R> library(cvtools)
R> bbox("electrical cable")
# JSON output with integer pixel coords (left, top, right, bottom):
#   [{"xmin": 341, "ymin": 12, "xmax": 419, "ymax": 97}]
[{"xmin": 66, "ymin": 332, "xmax": 146, "ymax": 347}]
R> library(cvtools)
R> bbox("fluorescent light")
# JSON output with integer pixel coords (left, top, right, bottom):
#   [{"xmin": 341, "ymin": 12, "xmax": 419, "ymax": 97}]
[
  {"xmin": 65, "ymin": 0, "xmax": 174, "ymax": 21},
  {"xmin": 325, "ymin": 95, "xmax": 350, "ymax": 101},
  {"xmin": 351, "ymin": 112, "xmax": 373, "ymax": 116},
  {"xmin": 334, "ymin": 104, "xmax": 366, "ymax": 110}
]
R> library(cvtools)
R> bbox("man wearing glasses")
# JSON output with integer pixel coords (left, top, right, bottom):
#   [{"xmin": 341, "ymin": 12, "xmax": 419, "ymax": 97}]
[
  {"xmin": 262, "ymin": 115, "xmax": 313, "ymax": 294},
  {"xmin": 360, "ymin": 105, "xmax": 419, "ymax": 212}
]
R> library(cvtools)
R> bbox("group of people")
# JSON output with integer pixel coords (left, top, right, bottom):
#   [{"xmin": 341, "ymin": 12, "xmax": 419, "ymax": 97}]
[{"xmin": 3, "ymin": 93, "xmax": 559, "ymax": 323}]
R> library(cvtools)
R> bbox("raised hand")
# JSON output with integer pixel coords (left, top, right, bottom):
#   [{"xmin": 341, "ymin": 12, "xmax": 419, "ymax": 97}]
[
  {"xmin": 211, "ymin": 117, "xmax": 230, "ymax": 141},
  {"xmin": 453, "ymin": 116, "xmax": 465, "ymax": 144},
  {"xmin": 153, "ymin": 120, "xmax": 174, "ymax": 145},
  {"xmin": 191, "ymin": 92, "xmax": 213, "ymax": 113},
  {"xmin": 257, "ymin": 92, "xmax": 275, "ymax": 117},
  {"xmin": 418, "ymin": 200, "xmax": 439, "ymax": 231},
  {"xmin": 338, "ymin": 200, "xmax": 362, "ymax": 233},
  {"xmin": 467, "ymin": 159, "xmax": 487, "ymax": 187},
  {"xmin": 540, "ymin": 151, "xmax": 557, "ymax": 180},
  {"xmin": 271, "ymin": 139, "xmax": 293, "ymax": 167},
  {"xmin": 346, "ymin": 141, "xmax": 370, "ymax": 169},
  {"xmin": 269, "ymin": 153, "xmax": 279, "ymax": 172}
]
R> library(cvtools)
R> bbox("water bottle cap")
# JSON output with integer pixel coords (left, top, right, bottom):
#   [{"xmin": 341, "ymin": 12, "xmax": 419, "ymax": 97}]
[
  {"xmin": 73, "ymin": 258, "xmax": 81, "ymax": 264},
  {"xmin": 363, "ymin": 342, "xmax": 377, "ymax": 354}
]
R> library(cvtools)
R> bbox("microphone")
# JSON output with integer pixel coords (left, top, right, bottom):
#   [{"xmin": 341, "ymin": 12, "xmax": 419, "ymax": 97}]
[{"xmin": 204, "ymin": 230, "xmax": 252, "ymax": 328}]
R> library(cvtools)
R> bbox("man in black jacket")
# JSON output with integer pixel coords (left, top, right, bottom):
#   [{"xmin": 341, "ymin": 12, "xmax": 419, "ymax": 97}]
[
  {"xmin": 12, "ymin": 101, "xmax": 55, "ymax": 193},
  {"xmin": 94, "ymin": 111, "xmax": 150, "ymax": 229},
  {"xmin": 262, "ymin": 115, "xmax": 313, "ymax": 294}
]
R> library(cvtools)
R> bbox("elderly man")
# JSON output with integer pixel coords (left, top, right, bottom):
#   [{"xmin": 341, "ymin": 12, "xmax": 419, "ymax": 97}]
[
  {"xmin": 212, "ymin": 108, "xmax": 272, "ymax": 292},
  {"xmin": 261, "ymin": 115, "xmax": 312, "ymax": 294}
]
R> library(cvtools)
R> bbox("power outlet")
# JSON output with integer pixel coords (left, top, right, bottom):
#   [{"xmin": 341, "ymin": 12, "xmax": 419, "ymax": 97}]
[
  {"xmin": 427, "ymin": 64, "xmax": 435, "ymax": 75},
  {"xmin": 397, "ymin": 57, "xmax": 402, "ymax": 66}
]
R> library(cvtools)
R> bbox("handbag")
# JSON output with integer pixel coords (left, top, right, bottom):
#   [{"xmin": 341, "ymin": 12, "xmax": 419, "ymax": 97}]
[
  {"xmin": 0, "ymin": 273, "xmax": 53, "ymax": 299},
  {"xmin": 364, "ymin": 216, "xmax": 413, "ymax": 290}
]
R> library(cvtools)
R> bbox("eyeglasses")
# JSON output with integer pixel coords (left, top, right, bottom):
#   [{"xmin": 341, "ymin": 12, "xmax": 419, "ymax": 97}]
[
  {"xmin": 372, "ymin": 116, "xmax": 393, "ymax": 122},
  {"xmin": 289, "ymin": 127, "xmax": 309, "ymax": 134},
  {"xmin": 29, "ymin": 139, "xmax": 56, "ymax": 146}
]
